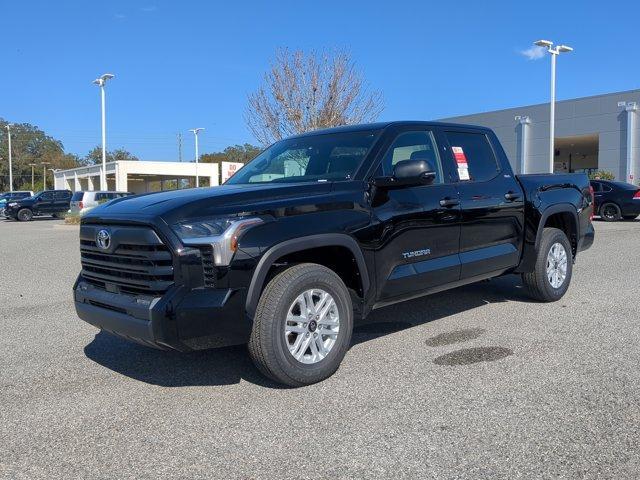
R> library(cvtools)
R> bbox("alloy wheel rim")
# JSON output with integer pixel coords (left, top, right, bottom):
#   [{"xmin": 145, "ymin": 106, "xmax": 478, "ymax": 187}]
[
  {"xmin": 284, "ymin": 288, "xmax": 340, "ymax": 364},
  {"xmin": 546, "ymin": 242, "xmax": 568, "ymax": 289},
  {"xmin": 604, "ymin": 205, "xmax": 616, "ymax": 219}
]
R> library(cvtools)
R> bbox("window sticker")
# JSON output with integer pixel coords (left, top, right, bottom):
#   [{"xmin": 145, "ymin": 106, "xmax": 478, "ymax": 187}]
[{"xmin": 452, "ymin": 146, "xmax": 470, "ymax": 180}]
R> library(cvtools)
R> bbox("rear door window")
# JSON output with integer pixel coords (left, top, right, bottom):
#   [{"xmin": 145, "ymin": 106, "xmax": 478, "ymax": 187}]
[
  {"xmin": 444, "ymin": 131, "xmax": 500, "ymax": 182},
  {"xmin": 54, "ymin": 191, "xmax": 70, "ymax": 200}
]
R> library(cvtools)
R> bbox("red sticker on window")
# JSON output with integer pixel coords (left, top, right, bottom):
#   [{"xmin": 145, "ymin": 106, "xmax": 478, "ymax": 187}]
[
  {"xmin": 452, "ymin": 146, "xmax": 470, "ymax": 180},
  {"xmin": 452, "ymin": 146, "xmax": 467, "ymax": 164}
]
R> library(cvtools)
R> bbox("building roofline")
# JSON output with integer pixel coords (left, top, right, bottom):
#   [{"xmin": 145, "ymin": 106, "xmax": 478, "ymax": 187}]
[{"xmin": 441, "ymin": 88, "xmax": 640, "ymax": 119}]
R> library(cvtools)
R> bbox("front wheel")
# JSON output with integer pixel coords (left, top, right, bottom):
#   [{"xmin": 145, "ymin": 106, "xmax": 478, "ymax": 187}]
[
  {"xmin": 522, "ymin": 227, "xmax": 573, "ymax": 302},
  {"xmin": 248, "ymin": 263, "xmax": 353, "ymax": 387},
  {"xmin": 17, "ymin": 208, "xmax": 33, "ymax": 222}
]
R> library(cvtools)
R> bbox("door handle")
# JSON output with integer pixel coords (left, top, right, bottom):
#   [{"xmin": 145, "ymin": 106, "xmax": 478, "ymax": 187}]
[
  {"xmin": 439, "ymin": 197, "xmax": 460, "ymax": 207},
  {"xmin": 504, "ymin": 192, "xmax": 521, "ymax": 201}
]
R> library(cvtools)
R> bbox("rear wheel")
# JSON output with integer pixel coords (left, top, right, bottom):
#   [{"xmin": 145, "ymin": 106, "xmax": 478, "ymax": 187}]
[
  {"xmin": 600, "ymin": 202, "xmax": 621, "ymax": 222},
  {"xmin": 248, "ymin": 263, "xmax": 353, "ymax": 387},
  {"xmin": 17, "ymin": 208, "xmax": 33, "ymax": 222},
  {"xmin": 522, "ymin": 227, "xmax": 573, "ymax": 302}
]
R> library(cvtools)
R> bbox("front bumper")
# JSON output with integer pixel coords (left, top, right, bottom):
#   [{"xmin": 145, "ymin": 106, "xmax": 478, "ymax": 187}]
[{"xmin": 75, "ymin": 278, "xmax": 252, "ymax": 350}]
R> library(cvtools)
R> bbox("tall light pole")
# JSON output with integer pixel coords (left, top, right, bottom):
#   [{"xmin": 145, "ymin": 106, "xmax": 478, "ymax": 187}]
[
  {"xmin": 189, "ymin": 128, "xmax": 205, "ymax": 187},
  {"xmin": 29, "ymin": 163, "xmax": 37, "ymax": 191},
  {"xmin": 92, "ymin": 73, "xmax": 115, "ymax": 190},
  {"xmin": 41, "ymin": 162, "xmax": 51, "ymax": 190},
  {"xmin": 5, "ymin": 124, "xmax": 13, "ymax": 191},
  {"xmin": 534, "ymin": 40, "xmax": 573, "ymax": 173}
]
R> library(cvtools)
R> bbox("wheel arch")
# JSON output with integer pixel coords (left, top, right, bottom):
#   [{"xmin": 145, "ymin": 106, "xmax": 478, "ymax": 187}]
[
  {"xmin": 535, "ymin": 204, "xmax": 579, "ymax": 257},
  {"xmin": 245, "ymin": 234, "xmax": 370, "ymax": 319}
]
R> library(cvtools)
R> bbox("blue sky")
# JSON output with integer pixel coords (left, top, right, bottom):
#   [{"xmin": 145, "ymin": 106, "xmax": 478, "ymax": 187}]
[{"xmin": 1, "ymin": 0, "xmax": 638, "ymax": 160}]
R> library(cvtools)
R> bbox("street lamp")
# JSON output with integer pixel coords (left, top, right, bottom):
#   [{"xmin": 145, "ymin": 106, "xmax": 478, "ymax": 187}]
[
  {"xmin": 534, "ymin": 39, "xmax": 573, "ymax": 173},
  {"xmin": 28, "ymin": 163, "xmax": 37, "ymax": 191},
  {"xmin": 189, "ymin": 128, "xmax": 205, "ymax": 187},
  {"xmin": 92, "ymin": 73, "xmax": 115, "ymax": 190},
  {"xmin": 5, "ymin": 124, "xmax": 13, "ymax": 191},
  {"xmin": 41, "ymin": 162, "xmax": 51, "ymax": 190}
]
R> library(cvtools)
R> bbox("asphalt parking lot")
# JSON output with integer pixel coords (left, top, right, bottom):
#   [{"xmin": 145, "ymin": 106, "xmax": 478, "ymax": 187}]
[{"xmin": 1, "ymin": 218, "xmax": 639, "ymax": 479}]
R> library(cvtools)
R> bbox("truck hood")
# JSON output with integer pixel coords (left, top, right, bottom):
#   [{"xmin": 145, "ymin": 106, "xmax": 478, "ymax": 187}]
[{"xmin": 85, "ymin": 182, "xmax": 336, "ymax": 223}]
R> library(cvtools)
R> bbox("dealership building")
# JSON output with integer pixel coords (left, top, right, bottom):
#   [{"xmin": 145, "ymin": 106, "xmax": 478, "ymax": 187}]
[
  {"xmin": 53, "ymin": 161, "xmax": 221, "ymax": 194},
  {"xmin": 442, "ymin": 89, "xmax": 639, "ymax": 182}
]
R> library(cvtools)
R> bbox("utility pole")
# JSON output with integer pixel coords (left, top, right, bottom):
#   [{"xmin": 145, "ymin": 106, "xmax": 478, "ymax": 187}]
[
  {"xmin": 41, "ymin": 162, "xmax": 51, "ymax": 190},
  {"xmin": 29, "ymin": 163, "xmax": 37, "ymax": 190},
  {"xmin": 5, "ymin": 124, "xmax": 13, "ymax": 191},
  {"xmin": 177, "ymin": 133, "xmax": 183, "ymax": 162}
]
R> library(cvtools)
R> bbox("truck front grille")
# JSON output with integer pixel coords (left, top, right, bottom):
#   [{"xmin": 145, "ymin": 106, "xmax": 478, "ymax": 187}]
[{"xmin": 80, "ymin": 226, "xmax": 174, "ymax": 296}]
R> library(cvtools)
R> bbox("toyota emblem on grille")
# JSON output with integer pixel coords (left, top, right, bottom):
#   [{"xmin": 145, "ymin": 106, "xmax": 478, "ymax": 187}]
[{"xmin": 96, "ymin": 229, "xmax": 111, "ymax": 250}]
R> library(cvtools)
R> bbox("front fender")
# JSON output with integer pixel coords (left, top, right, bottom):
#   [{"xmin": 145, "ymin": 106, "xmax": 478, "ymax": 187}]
[{"xmin": 244, "ymin": 233, "xmax": 370, "ymax": 318}]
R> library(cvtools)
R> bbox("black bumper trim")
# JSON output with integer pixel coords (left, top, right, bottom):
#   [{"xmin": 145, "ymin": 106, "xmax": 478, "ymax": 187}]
[{"xmin": 75, "ymin": 301, "xmax": 162, "ymax": 349}]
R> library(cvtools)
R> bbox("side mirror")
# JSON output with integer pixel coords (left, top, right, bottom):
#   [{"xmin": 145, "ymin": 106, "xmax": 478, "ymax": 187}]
[{"xmin": 374, "ymin": 159, "xmax": 436, "ymax": 188}]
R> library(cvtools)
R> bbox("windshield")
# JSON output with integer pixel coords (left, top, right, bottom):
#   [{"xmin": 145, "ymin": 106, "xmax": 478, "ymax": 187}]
[
  {"xmin": 71, "ymin": 192, "xmax": 85, "ymax": 201},
  {"xmin": 225, "ymin": 130, "xmax": 380, "ymax": 185}
]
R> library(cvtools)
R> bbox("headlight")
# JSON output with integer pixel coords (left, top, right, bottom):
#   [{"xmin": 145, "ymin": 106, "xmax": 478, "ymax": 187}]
[
  {"xmin": 172, "ymin": 216, "xmax": 265, "ymax": 266},
  {"xmin": 7, "ymin": 202, "xmax": 17, "ymax": 207}
]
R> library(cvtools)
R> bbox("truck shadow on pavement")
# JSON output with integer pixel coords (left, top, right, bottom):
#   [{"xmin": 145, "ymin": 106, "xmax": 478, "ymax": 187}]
[
  {"xmin": 84, "ymin": 274, "xmax": 529, "ymax": 388},
  {"xmin": 351, "ymin": 274, "xmax": 531, "ymax": 345}
]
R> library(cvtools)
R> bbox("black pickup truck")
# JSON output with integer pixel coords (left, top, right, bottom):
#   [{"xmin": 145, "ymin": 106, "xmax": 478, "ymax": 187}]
[
  {"xmin": 5, "ymin": 189, "xmax": 72, "ymax": 221},
  {"xmin": 74, "ymin": 122, "xmax": 595, "ymax": 386}
]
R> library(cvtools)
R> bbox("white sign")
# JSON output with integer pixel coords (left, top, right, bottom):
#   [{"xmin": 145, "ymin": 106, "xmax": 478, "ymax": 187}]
[{"xmin": 221, "ymin": 161, "xmax": 244, "ymax": 183}]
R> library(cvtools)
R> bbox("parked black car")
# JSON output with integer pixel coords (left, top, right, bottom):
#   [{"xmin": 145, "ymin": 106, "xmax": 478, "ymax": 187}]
[
  {"xmin": 74, "ymin": 122, "xmax": 595, "ymax": 386},
  {"xmin": 4, "ymin": 189, "xmax": 72, "ymax": 221},
  {"xmin": 591, "ymin": 180, "xmax": 640, "ymax": 221}
]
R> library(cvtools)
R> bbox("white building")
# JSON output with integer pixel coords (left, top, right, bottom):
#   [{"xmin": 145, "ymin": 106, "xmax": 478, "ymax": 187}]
[{"xmin": 53, "ymin": 161, "xmax": 220, "ymax": 194}]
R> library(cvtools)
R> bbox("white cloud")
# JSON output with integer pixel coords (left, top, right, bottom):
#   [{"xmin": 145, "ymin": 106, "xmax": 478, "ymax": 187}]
[
  {"xmin": 114, "ymin": 13, "xmax": 126, "ymax": 19},
  {"xmin": 520, "ymin": 45, "xmax": 546, "ymax": 60}
]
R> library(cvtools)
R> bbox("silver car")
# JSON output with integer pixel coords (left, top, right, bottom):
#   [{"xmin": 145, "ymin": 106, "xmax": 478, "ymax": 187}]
[{"xmin": 69, "ymin": 191, "xmax": 132, "ymax": 216}]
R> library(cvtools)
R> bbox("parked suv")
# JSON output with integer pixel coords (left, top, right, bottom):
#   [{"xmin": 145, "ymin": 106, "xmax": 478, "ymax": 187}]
[
  {"xmin": 5, "ymin": 189, "xmax": 72, "ymax": 221},
  {"xmin": 70, "ymin": 191, "xmax": 132, "ymax": 216},
  {"xmin": 74, "ymin": 122, "xmax": 595, "ymax": 386},
  {"xmin": 0, "ymin": 191, "xmax": 34, "ymax": 217}
]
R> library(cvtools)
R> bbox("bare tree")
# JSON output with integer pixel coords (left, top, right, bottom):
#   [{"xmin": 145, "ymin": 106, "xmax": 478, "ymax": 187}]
[{"xmin": 246, "ymin": 49, "xmax": 384, "ymax": 146}]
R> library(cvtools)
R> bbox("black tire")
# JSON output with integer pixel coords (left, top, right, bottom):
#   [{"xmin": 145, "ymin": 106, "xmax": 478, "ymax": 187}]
[
  {"xmin": 623, "ymin": 215, "xmax": 638, "ymax": 220},
  {"xmin": 600, "ymin": 202, "xmax": 621, "ymax": 222},
  {"xmin": 248, "ymin": 263, "xmax": 353, "ymax": 387},
  {"xmin": 522, "ymin": 227, "xmax": 573, "ymax": 302},
  {"xmin": 17, "ymin": 208, "xmax": 33, "ymax": 222}
]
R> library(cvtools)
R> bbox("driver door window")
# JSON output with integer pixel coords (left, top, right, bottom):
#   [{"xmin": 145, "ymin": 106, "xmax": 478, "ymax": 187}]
[{"xmin": 380, "ymin": 131, "xmax": 443, "ymax": 184}]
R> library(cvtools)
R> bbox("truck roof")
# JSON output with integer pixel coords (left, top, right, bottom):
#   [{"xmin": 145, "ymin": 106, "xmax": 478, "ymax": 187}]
[{"xmin": 289, "ymin": 121, "xmax": 493, "ymax": 138}]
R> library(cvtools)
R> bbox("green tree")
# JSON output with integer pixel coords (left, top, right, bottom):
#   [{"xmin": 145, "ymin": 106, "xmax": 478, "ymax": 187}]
[
  {"xmin": 83, "ymin": 146, "xmax": 139, "ymax": 165},
  {"xmin": 588, "ymin": 170, "xmax": 615, "ymax": 180},
  {"xmin": 200, "ymin": 144, "xmax": 261, "ymax": 165},
  {"xmin": 0, "ymin": 117, "xmax": 82, "ymax": 191}
]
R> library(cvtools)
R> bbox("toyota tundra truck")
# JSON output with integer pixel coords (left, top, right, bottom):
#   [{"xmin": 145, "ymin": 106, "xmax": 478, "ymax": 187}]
[{"xmin": 74, "ymin": 121, "xmax": 595, "ymax": 386}]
